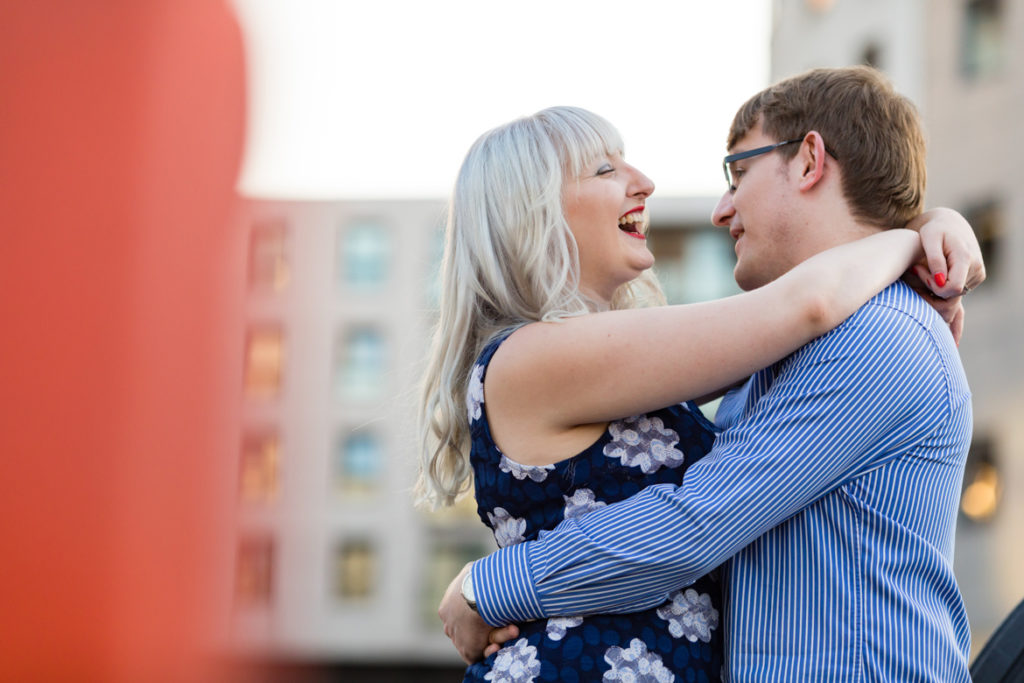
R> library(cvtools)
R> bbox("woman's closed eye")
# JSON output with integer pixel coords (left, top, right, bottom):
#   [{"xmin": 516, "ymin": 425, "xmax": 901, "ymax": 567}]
[{"xmin": 595, "ymin": 163, "xmax": 615, "ymax": 177}]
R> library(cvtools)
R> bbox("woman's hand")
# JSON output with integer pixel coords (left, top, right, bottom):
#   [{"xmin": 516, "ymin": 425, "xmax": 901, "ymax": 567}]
[
  {"xmin": 907, "ymin": 207, "xmax": 985, "ymax": 296},
  {"xmin": 905, "ymin": 207, "xmax": 986, "ymax": 343}
]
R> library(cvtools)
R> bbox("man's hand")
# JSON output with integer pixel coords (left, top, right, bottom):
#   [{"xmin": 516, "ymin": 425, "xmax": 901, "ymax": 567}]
[
  {"xmin": 438, "ymin": 564, "xmax": 494, "ymax": 664},
  {"xmin": 483, "ymin": 624, "xmax": 520, "ymax": 658}
]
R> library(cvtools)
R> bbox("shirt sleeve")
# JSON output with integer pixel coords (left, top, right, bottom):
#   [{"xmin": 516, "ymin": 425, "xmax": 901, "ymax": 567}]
[{"xmin": 472, "ymin": 302, "xmax": 953, "ymax": 626}]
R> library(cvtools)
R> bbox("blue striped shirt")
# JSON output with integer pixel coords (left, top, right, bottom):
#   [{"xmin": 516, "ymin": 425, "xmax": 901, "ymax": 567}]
[{"xmin": 472, "ymin": 281, "xmax": 972, "ymax": 681}]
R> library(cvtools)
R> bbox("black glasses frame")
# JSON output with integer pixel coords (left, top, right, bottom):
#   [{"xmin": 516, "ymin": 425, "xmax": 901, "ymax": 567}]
[
  {"xmin": 722, "ymin": 137, "xmax": 841, "ymax": 191},
  {"xmin": 722, "ymin": 138, "xmax": 803, "ymax": 191}
]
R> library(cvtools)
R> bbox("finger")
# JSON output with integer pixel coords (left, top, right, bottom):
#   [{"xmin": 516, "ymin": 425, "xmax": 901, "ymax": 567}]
[
  {"xmin": 966, "ymin": 258, "xmax": 987, "ymax": 291},
  {"xmin": 484, "ymin": 643, "xmax": 501, "ymax": 658},
  {"xmin": 942, "ymin": 251, "xmax": 970, "ymax": 298},
  {"xmin": 950, "ymin": 305, "xmax": 965, "ymax": 346},
  {"xmin": 488, "ymin": 624, "xmax": 519, "ymax": 645},
  {"xmin": 911, "ymin": 264, "xmax": 936, "ymax": 295},
  {"xmin": 935, "ymin": 296, "xmax": 958, "ymax": 324},
  {"xmin": 919, "ymin": 229, "xmax": 948, "ymax": 289}
]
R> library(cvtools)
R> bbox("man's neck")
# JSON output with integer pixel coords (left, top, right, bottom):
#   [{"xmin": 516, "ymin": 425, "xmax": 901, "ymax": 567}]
[{"xmin": 794, "ymin": 204, "xmax": 883, "ymax": 262}]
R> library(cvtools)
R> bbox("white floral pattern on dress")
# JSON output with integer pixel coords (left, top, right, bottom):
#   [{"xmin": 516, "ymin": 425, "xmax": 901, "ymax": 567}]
[
  {"xmin": 499, "ymin": 454, "xmax": 554, "ymax": 482},
  {"xmin": 466, "ymin": 362, "xmax": 485, "ymax": 421},
  {"xmin": 487, "ymin": 507, "xmax": 527, "ymax": 548},
  {"xmin": 602, "ymin": 415, "xmax": 685, "ymax": 473},
  {"xmin": 545, "ymin": 615, "xmax": 583, "ymax": 641},
  {"xmin": 603, "ymin": 638, "xmax": 675, "ymax": 682},
  {"xmin": 485, "ymin": 637, "xmax": 541, "ymax": 682},
  {"xmin": 467, "ymin": 363, "xmax": 485, "ymax": 422},
  {"xmin": 656, "ymin": 589, "xmax": 719, "ymax": 643},
  {"xmin": 563, "ymin": 488, "xmax": 606, "ymax": 519}
]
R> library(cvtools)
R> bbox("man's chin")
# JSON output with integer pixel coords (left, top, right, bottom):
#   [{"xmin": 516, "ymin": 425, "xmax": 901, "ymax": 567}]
[{"xmin": 733, "ymin": 266, "xmax": 762, "ymax": 291}]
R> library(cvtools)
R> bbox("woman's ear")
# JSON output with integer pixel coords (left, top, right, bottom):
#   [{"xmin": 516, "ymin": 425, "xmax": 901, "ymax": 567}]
[{"xmin": 797, "ymin": 131, "xmax": 827, "ymax": 192}]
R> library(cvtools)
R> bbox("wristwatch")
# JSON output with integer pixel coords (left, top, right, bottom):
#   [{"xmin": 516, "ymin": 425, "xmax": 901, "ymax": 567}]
[{"xmin": 460, "ymin": 564, "xmax": 478, "ymax": 612}]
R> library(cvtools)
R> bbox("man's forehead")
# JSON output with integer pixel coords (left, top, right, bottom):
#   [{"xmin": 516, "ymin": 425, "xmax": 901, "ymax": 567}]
[
  {"xmin": 733, "ymin": 113, "xmax": 765, "ymax": 150},
  {"xmin": 728, "ymin": 122, "xmax": 770, "ymax": 154}
]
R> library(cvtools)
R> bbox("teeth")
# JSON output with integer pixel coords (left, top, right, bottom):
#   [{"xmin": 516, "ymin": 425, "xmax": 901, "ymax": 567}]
[{"xmin": 618, "ymin": 209, "xmax": 648, "ymax": 232}]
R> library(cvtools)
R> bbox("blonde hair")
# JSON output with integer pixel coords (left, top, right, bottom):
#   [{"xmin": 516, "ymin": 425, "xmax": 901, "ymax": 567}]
[{"xmin": 415, "ymin": 106, "xmax": 664, "ymax": 509}]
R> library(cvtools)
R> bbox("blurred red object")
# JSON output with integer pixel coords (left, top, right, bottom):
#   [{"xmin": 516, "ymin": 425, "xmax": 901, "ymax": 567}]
[{"xmin": 0, "ymin": 1, "xmax": 247, "ymax": 681}]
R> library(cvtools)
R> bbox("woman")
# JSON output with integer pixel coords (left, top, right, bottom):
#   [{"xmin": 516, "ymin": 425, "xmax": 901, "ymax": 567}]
[{"xmin": 417, "ymin": 106, "xmax": 974, "ymax": 681}]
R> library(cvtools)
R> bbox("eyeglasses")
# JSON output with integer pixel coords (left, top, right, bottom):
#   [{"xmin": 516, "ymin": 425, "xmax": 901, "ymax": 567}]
[
  {"xmin": 722, "ymin": 139, "xmax": 802, "ymax": 192},
  {"xmin": 722, "ymin": 138, "xmax": 841, "ymax": 192}
]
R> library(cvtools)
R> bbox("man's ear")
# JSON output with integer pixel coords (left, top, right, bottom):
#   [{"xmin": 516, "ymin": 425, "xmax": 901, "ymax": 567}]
[{"xmin": 797, "ymin": 131, "xmax": 827, "ymax": 192}]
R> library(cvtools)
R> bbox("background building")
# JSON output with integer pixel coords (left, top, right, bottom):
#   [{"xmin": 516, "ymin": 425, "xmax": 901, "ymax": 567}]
[
  {"xmin": 772, "ymin": 0, "xmax": 1024, "ymax": 653},
  {"xmin": 233, "ymin": 199, "xmax": 459, "ymax": 664}
]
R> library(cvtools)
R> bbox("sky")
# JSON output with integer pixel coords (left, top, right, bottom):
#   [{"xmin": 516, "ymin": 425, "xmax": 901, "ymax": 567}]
[{"xmin": 232, "ymin": 0, "xmax": 772, "ymax": 199}]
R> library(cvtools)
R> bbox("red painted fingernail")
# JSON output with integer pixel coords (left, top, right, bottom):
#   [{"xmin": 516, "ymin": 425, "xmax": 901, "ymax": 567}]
[{"xmin": 934, "ymin": 273, "xmax": 947, "ymax": 287}]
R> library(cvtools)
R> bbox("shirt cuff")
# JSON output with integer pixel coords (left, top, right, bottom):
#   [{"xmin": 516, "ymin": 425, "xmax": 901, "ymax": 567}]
[{"xmin": 472, "ymin": 541, "xmax": 545, "ymax": 627}]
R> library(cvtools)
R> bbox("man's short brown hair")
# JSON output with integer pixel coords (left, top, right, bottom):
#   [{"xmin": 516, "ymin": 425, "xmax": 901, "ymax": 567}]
[{"xmin": 728, "ymin": 66, "xmax": 926, "ymax": 229}]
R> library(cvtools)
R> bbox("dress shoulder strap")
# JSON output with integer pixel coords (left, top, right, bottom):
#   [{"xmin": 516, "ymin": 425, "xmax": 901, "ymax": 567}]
[{"xmin": 466, "ymin": 326, "xmax": 521, "ymax": 432}]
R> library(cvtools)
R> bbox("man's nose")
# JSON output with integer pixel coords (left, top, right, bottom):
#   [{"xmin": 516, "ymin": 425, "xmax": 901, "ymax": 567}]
[{"xmin": 711, "ymin": 191, "xmax": 734, "ymax": 227}]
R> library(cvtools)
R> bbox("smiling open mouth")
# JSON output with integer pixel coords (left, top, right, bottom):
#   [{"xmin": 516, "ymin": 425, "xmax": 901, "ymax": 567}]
[{"xmin": 618, "ymin": 209, "xmax": 647, "ymax": 236}]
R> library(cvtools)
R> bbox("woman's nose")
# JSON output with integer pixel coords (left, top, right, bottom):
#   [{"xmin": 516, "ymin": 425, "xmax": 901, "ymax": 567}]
[{"xmin": 629, "ymin": 166, "xmax": 655, "ymax": 199}]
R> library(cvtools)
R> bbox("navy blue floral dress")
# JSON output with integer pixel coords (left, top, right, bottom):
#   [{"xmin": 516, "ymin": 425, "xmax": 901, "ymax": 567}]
[{"xmin": 464, "ymin": 332, "xmax": 723, "ymax": 683}]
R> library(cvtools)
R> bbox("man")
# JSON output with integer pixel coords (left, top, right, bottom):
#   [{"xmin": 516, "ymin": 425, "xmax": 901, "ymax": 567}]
[{"xmin": 439, "ymin": 66, "xmax": 984, "ymax": 680}]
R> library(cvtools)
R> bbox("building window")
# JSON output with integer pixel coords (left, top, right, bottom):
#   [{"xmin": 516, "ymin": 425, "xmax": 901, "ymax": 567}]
[
  {"xmin": 333, "ymin": 539, "xmax": 376, "ymax": 600},
  {"xmin": 650, "ymin": 227, "xmax": 739, "ymax": 304},
  {"xmin": 244, "ymin": 326, "xmax": 284, "ymax": 399},
  {"xmin": 248, "ymin": 219, "xmax": 289, "ymax": 292},
  {"xmin": 340, "ymin": 221, "xmax": 390, "ymax": 288},
  {"xmin": 962, "ymin": 198, "xmax": 1003, "ymax": 282},
  {"xmin": 334, "ymin": 326, "xmax": 385, "ymax": 401},
  {"xmin": 960, "ymin": 435, "xmax": 1001, "ymax": 522},
  {"xmin": 235, "ymin": 535, "xmax": 274, "ymax": 607},
  {"xmin": 962, "ymin": 0, "xmax": 1005, "ymax": 80},
  {"xmin": 334, "ymin": 430, "xmax": 382, "ymax": 494},
  {"xmin": 240, "ymin": 432, "xmax": 280, "ymax": 503}
]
